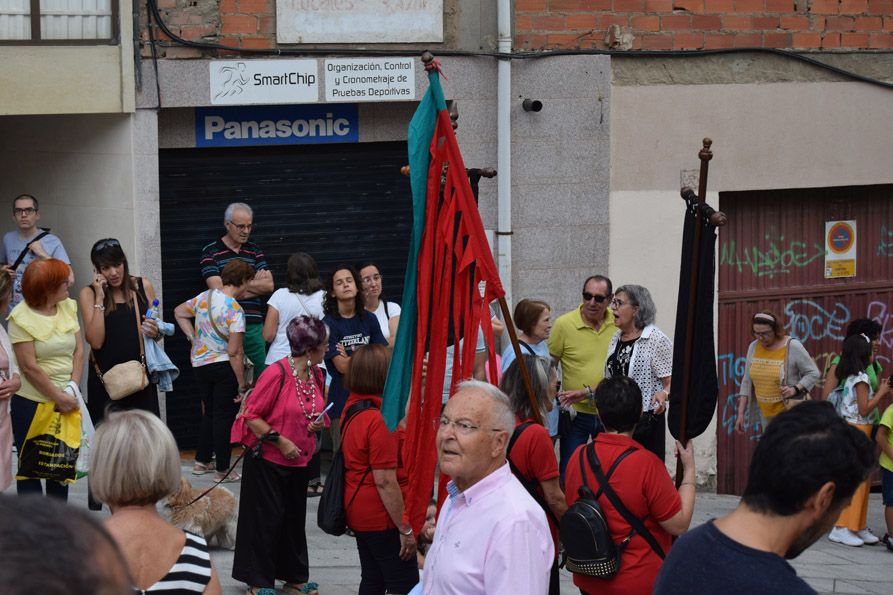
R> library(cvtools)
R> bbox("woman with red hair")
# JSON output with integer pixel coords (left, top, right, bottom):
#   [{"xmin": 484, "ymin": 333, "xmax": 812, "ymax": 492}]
[{"xmin": 8, "ymin": 257, "xmax": 84, "ymax": 500}]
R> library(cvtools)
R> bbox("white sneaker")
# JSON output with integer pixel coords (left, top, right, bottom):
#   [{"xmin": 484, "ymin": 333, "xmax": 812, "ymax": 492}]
[
  {"xmin": 829, "ymin": 526, "xmax": 864, "ymax": 547},
  {"xmin": 856, "ymin": 528, "xmax": 880, "ymax": 545}
]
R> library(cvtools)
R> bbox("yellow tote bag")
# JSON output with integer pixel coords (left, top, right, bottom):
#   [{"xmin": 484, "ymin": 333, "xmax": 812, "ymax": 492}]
[{"xmin": 16, "ymin": 402, "xmax": 81, "ymax": 484}]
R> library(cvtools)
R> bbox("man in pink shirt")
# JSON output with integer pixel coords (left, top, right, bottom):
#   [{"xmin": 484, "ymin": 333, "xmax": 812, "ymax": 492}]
[{"xmin": 421, "ymin": 380, "xmax": 553, "ymax": 594}]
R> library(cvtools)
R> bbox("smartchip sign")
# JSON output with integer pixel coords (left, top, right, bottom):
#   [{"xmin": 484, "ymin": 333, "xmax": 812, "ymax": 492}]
[
  {"xmin": 209, "ymin": 59, "xmax": 319, "ymax": 105},
  {"xmin": 195, "ymin": 104, "xmax": 359, "ymax": 148}
]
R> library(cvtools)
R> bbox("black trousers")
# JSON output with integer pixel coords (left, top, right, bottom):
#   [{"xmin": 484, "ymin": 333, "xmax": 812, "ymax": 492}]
[
  {"xmin": 633, "ymin": 411, "xmax": 667, "ymax": 461},
  {"xmin": 232, "ymin": 453, "xmax": 310, "ymax": 587},
  {"xmin": 194, "ymin": 361, "xmax": 240, "ymax": 471},
  {"xmin": 354, "ymin": 529, "xmax": 419, "ymax": 595}
]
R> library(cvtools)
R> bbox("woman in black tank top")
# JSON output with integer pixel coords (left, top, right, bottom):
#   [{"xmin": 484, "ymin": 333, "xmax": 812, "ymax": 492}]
[{"xmin": 79, "ymin": 238, "xmax": 162, "ymax": 422}]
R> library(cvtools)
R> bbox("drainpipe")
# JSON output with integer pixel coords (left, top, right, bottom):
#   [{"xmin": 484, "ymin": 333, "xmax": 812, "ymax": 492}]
[{"xmin": 496, "ymin": 0, "xmax": 512, "ymax": 307}]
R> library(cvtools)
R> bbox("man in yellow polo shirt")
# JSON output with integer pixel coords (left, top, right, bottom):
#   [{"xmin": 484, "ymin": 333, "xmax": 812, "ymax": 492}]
[{"xmin": 549, "ymin": 274, "xmax": 617, "ymax": 479}]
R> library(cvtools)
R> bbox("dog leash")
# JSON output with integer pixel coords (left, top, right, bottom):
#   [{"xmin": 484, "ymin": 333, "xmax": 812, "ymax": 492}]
[
  {"xmin": 179, "ymin": 448, "xmax": 249, "ymax": 509},
  {"xmin": 179, "ymin": 427, "xmax": 284, "ymax": 508}
]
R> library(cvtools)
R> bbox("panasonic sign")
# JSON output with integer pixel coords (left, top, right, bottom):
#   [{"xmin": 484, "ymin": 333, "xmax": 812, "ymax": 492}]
[{"xmin": 195, "ymin": 104, "xmax": 359, "ymax": 148}]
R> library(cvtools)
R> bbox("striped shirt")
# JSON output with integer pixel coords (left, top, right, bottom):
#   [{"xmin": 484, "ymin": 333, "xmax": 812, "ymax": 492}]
[
  {"xmin": 135, "ymin": 532, "xmax": 212, "ymax": 594},
  {"xmin": 199, "ymin": 238, "xmax": 269, "ymax": 323}
]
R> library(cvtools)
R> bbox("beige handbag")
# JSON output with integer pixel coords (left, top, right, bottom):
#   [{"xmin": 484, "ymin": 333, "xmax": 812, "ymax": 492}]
[
  {"xmin": 91, "ymin": 290, "xmax": 149, "ymax": 400},
  {"xmin": 781, "ymin": 338, "xmax": 809, "ymax": 411}
]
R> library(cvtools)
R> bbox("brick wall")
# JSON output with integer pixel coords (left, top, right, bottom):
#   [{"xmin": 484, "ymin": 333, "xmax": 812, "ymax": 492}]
[
  {"xmin": 140, "ymin": 0, "xmax": 276, "ymax": 58},
  {"xmin": 140, "ymin": 0, "xmax": 471, "ymax": 59},
  {"xmin": 514, "ymin": 0, "xmax": 893, "ymax": 50}
]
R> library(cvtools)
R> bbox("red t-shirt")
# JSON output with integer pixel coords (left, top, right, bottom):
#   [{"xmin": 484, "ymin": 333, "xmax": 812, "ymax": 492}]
[
  {"xmin": 341, "ymin": 393, "xmax": 408, "ymax": 532},
  {"xmin": 507, "ymin": 417, "xmax": 560, "ymax": 553},
  {"xmin": 564, "ymin": 433, "xmax": 681, "ymax": 595}
]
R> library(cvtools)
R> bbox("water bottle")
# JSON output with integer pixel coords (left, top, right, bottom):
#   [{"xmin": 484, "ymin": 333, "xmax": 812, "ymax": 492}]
[{"xmin": 145, "ymin": 298, "xmax": 160, "ymax": 320}]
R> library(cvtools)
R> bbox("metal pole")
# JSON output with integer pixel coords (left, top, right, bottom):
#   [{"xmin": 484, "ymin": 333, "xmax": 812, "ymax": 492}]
[{"xmin": 498, "ymin": 297, "xmax": 542, "ymax": 425}]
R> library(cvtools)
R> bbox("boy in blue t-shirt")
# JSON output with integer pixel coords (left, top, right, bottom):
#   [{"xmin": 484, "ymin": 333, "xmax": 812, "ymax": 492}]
[{"xmin": 877, "ymin": 396, "xmax": 893, "ymax": 551}]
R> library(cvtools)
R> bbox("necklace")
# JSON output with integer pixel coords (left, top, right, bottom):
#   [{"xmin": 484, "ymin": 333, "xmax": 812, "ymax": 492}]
[{"xmin": 288, "ymin": 355, "xmax": 318, "ymax": 420}]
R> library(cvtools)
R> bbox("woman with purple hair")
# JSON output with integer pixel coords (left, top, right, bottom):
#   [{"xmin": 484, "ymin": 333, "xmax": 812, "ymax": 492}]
[{"xmin": 232, "ymin": 315, "xmax": 330, "ymax": 595}]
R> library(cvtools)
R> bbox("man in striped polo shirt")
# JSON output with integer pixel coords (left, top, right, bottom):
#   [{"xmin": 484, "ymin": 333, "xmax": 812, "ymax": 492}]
[{"xmin": 200, "ymin": 202, "xmax": 273, "ymax": 375}]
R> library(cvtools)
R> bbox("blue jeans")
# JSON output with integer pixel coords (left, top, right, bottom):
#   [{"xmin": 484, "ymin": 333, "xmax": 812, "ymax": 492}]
[{"xmin": 559, "ymin": 411, "xmax": 604, "ymax": 481}]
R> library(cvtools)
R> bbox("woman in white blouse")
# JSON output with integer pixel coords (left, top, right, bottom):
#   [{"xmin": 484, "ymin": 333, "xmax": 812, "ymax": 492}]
[
  {"xmin": 359, "ymin": 262, "xmax": 401, "ymax": 348},
  {"xmin": 263, "ymin": 253, "xmax": 326, "ymax": 365},
  {"xmin": 0, "ymin": 271, "xmax": 22, "ymax": 491},
  {"xmin": 604, "ymin": 284, "xmax": 673, "ymax": 460}
]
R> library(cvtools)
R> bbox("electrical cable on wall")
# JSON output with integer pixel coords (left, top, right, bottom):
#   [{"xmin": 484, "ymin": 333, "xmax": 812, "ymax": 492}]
[{"xmin": 144, "ymin": 0, "xmax": 893, "ymax": 91}]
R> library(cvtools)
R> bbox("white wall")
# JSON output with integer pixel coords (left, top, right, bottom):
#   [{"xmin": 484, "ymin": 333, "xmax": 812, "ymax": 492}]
[
  {"xmin": 610, "ymin": 80, "xmax": 893, "ymax": 485},
  {"xmin": 0, "ymin": 113, "xmax": 139, "ymax": 294},
  {"xmin": 0, "ymin": 0, "xmax": 134, "ymax": 115}
]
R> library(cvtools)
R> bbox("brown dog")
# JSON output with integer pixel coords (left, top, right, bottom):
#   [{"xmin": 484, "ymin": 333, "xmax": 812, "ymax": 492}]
[{"xmin": 161, "ymin": 477, "xmax": 238, "ymax": 550}]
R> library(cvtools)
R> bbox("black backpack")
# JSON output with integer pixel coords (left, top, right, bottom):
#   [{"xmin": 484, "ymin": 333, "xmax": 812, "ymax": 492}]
[
  {"xmin": 317, "ymin": 400, "xmax": 376, "ymax": 536},
  {"xmin": 560, "ymin": 443, "xmax": 665, "ymax": 578}
]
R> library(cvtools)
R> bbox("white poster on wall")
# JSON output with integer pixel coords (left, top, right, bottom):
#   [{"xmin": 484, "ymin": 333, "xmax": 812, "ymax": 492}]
[
  {"xmin": 276, "ymin": 0, "xmax": 443, "ymax": 44},
  {"xmin": 324, "ymin": 58, "xmax": 415, "ymax": 102},
  {"xmin": 209, "ymin": 60, "xmax": 319, "ymax": 105},
  {"xmin": 824, "ymin": 220, "xmax": 857, "ymax": 278}
]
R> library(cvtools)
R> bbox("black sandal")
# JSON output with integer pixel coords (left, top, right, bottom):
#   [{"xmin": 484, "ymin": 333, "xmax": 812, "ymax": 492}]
[{"xmin": 307, "ymin": 481, "xmax": 324, "ymax": 498}]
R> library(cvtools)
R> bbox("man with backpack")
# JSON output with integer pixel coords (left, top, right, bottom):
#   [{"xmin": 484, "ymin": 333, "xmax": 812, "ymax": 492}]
[
  {"xmin": 1, "ymin": 194, "xmax": 72, "ymax": 310},
  {"xmin": 654, "ymin": 401, "xmax": 874, "ymax": 595},
  {"xmin": 563, "ymin": 376, "xmax": 696, "ymax": 595}
]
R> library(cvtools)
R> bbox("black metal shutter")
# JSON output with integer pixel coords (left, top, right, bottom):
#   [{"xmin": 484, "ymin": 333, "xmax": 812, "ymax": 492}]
[{"xmin": 159, "ymin": 142, "xmax": 411, "ymax": 448}]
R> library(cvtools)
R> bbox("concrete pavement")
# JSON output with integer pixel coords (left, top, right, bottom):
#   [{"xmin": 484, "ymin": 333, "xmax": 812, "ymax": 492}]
[{"xmin": 6, "ymin": 458, "xmax": 892, "ymax": 594}]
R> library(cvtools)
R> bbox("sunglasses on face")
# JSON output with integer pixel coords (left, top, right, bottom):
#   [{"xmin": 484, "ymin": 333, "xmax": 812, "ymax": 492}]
[{"xmin": 582, "ymin": 292, "xmax": 609, "ymax": 303}]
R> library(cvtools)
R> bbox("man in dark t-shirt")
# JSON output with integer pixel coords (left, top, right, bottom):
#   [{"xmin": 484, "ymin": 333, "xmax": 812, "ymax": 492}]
[
  {"xmin": 654, "ymin": 401, "xmax": 874, "ymax": 595},
  {"xmin": 200, "ymin": 202, "xmax": 273, "ymax": 375}
]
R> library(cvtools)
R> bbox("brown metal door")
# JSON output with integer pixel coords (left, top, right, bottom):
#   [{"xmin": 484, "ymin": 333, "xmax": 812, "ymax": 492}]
[{"xmin": 716, "ymin": 184, "xmax": 893, "ymax": 495}]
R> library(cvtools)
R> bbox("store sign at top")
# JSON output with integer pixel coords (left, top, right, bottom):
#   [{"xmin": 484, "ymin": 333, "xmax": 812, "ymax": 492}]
[
  {"xmin": 276, "ymin": 0, "xmax": 443, "ymax": 44},
  {"xmin": 210, "ymin": 60, "xmax": 319, "ymax": 105}
]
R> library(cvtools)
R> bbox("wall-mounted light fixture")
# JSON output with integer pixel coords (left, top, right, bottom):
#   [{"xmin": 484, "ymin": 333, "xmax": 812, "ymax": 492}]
[{"xmin": 521, "ymin": 99, "xmax": 543, "ymax": 112}]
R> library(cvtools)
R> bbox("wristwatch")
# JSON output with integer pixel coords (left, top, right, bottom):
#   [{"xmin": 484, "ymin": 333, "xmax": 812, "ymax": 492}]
[
  {"xmin": 261, "ymin": 431, "xmax": 280, "ymax": 443},
  {"xmin": 399, "ymin": 526, "xmax": 414, "ymax": 536}
]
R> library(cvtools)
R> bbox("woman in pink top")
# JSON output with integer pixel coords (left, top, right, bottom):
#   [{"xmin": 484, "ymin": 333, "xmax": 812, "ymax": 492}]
[
  {"xmin": 0, "ymin": 271, "xmax": 22, "ymax": 491},
  {"xmin": 232, "ymin": 315, "xmax": 329, "ymax": 595}
]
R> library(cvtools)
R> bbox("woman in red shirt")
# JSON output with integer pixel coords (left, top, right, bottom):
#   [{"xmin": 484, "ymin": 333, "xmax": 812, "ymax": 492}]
[
  {"xmin": 341, "ymin": 344, "xmax": 418, "ymax": 594},
  {"xmin": 500, "ymin": 354, "xmax": 566, "ymax": 595},
  {"xmin": 564, "ymin": 376, "xmax": 696, "ymax": 595},
  {"xmin": 232, "ymin": 315, "xmax": 329, "ymax": 595}
]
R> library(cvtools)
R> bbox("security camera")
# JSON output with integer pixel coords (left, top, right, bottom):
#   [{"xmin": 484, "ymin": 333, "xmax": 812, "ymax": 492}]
[{"xmin": 522, "ymin": 99, "xmax": 543, "ymax": 112}]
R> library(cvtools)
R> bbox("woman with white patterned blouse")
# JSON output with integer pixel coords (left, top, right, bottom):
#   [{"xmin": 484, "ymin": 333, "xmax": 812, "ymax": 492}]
[{"xmin": 604, "ymin": 284, "xmax": 673, "ymax": 459}]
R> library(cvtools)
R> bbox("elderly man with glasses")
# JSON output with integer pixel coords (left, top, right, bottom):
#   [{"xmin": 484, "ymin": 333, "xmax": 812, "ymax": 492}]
[
  {"xmin": 200, "ymin": 202, "xmax": 273, "ymax": 375},
  {"xmin": 548, "ymin": 274, "xmax": 618, "ymax": 480},
  {"xmin": 416, "ymin": 380, "xmax": 553, "ymax": 595},
  {"xmin": 1, "ymin": 194, "xmax": 73, "ymax": 311}
]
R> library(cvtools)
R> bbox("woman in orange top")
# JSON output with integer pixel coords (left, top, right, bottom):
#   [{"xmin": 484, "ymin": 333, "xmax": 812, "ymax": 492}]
[{"xmin": 735, "ymin": 310, "xmax": 820, "ymax": 433}]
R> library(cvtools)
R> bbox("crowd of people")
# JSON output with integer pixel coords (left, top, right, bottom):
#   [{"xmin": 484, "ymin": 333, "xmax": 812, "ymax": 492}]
[{"xmin": 0, "ymin": 194, "xmax": 891, "ymax": 595}]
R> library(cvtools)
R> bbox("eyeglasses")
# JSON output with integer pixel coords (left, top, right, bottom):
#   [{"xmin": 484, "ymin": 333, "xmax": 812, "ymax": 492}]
[
  {"xmin": 434, "ymin": 416, "xmax": 503, "ymax": 436},
  {"xmin": 13, "ymin": 207, "xmax": 37, "ymax": 216},
  {"xmin": 228, "ymin": 221, "xmax": 253, "ymax": 232},
  {"xmin": 582, "ymin": 292, "xmax": 609, "ymax": 303},
  {"xmin": 361, "ymin": 274, "xmax": 382, "ymax": 285},
  {"xmin": 752, "ymin": 330, "xmax": 774, "ymax": 339},
  {"xmin": 610, "ymin": 298, "xmax": 633, "ymax": 308},
  {"xmin": 93, "ymin": 238, "xmax": 121, "ymax": 251}
]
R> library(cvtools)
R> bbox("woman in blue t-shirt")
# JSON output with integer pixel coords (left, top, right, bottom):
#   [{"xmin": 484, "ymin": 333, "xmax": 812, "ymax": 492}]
[{"xmin": 322, "ymin": 265, "xmax": 386, "ymax": 453}]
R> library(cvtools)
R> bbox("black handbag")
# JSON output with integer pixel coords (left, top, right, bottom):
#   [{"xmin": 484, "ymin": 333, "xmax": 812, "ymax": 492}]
[{"xmin": 317, "ymin": 400, "xmax": 376, "ymax": 536}]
